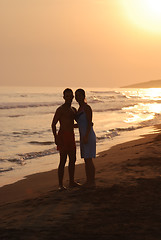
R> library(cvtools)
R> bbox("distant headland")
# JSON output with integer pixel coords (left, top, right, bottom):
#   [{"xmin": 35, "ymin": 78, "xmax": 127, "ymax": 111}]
[{"xmin": 121, "ymin": 79, "xmax": 161, "ymax": 88}]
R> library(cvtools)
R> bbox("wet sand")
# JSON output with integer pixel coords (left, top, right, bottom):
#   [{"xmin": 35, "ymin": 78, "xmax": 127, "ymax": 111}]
[{"xmin": 1, "ymin": 125, "xmax": 161, "ymax": 239}]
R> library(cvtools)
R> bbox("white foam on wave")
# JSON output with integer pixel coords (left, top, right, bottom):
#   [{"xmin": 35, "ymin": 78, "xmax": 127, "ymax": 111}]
[{"xmin": 0, "ymin": 101, "xmax": 62, "ymax": 110}]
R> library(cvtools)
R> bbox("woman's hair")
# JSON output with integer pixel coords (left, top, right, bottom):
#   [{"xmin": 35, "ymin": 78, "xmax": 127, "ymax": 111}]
[
  {"xmin": 75, "ymin": 88, "xmax": 87, "ymax": 103},
  {"xmin": 75, "ymin": 88, "xmax": 85, "ymax": 98}
]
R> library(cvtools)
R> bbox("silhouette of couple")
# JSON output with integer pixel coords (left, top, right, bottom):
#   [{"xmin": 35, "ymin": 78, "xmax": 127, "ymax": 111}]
[{"xmin": 51, "ymin": 88, "xmax": 96, "ymax": 190}]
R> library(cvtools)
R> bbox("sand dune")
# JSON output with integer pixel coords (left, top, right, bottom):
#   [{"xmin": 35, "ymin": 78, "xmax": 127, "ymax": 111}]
[{"xmin": 122, "ymin": 79, "xmax": 161, "ymax": 88}]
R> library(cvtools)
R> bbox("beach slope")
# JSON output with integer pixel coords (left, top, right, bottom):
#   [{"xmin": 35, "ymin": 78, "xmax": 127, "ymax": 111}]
[{"xmin": 1, "ymin": 125, "xmax": 161, "ymax": 239}]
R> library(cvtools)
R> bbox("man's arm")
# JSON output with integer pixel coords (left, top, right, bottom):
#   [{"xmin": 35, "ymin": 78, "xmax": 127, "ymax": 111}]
[
  {"xmin": 51, "ymin": 108, "xmax": 61, "ymax": 145},
  {"xmin": 72, "ymin": 107, "xmax": 78, "ymax": 128}
]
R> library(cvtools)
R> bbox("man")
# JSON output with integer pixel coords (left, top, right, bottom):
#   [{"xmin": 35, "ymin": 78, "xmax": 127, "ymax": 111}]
[{"xmin": 51, "ymin": 88, "xmax": 80, "ymax": 190}]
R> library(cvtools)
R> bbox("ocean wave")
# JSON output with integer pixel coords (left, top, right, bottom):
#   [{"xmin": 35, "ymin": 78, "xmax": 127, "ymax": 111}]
[
  {"xmin": 94, "ymin": 107, "xmax": 122, "ymax": 112},
  {"xmin": 29, "ymin": 141, "xmax": 54, "ymax": 145},
  {"xmin": 8, "ymin": 114, "xmax": 25, "ymax": 118},
  {"xmin": 139, "ymin": 113, "xmax": 161, "ymax": 127},
  {"xmin": 0, "ymin": 101, "xmax": 62, "ymax": 110},
  {"xmin": 17, "ymin": 148, "xmax": 57, "ymax": 161},
  {"xmin": 0, "ymin": 167, "xmax": 14, "ymax": 173},
  {"xmin": 96, "ymin": 130, "xmax": 120, "ymax": 140},
  {"xmin": 90, "ymin": 90, "xmax": 121, "ymax": 94},
  {"xmin": 88, "ymin": 94, "xmax": 127, "ymax": 103},
  {"xmin": 96, "ymin": 114, "xmax": 161, "ymax": 142},
  {"xmin": 12, "ymin": 129, "xmax": 48, "ymax": 136},
  {"xmin": 7, "ymin": 158, "xmax": 26, "ymax": 165},
  {"xmin": 0, "ymin": 129, "xmax": 51, "ymax": 138},
  {"xmin": 115, "ymin": 126, "xmax": 142, "ymax": 131},
  {"xmin": 0, "ymin": 158, "xmax": 6, "ymax": 162},
  {"xmin": 2, "ymin": 147, "xmax": 58, "ymax": 165},
  {"xmin": 96, "ymin": 126, "xmax": 142, "ymax": 141},
  {"xmin": 88, "ymin": 97, "xmax": 104, "ymax": 103}
]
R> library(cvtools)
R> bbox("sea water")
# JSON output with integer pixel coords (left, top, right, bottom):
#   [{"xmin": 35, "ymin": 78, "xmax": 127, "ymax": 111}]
[{"xmin": 1, "ymin": 86, "xmax": 161, "ymax": 186}]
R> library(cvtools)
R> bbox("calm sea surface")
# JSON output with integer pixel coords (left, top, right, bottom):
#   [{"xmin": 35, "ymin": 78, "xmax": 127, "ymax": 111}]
[{"xmin": 1, "ymin": 86, "xmax": 161, "ymax": 186}]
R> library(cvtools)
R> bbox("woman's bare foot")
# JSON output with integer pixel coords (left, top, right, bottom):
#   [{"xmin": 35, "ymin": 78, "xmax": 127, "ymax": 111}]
[
  {"xmin": 69, "ymin": 181, "xmax": 82, "ymax": 188},
  {"xmin": 82, "ymin": 181, "xmax": 96, "ymax": 188}
]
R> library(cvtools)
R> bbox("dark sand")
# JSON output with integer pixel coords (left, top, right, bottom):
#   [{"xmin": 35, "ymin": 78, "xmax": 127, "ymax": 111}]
[{"xmin": 1, "ymin": 125, "xmax": 161, "ymax": 239}]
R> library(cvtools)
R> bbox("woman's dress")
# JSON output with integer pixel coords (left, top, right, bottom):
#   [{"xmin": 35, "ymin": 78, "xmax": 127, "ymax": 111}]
[{"xmin": 76, "ymin": 111, "xmax": 96, "ymax": 159}]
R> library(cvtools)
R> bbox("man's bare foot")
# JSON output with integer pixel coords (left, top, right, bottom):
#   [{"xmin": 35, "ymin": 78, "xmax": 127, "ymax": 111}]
[{"xmin": 58, "ymin": 186, "xmax": 67, "ymax": 191}]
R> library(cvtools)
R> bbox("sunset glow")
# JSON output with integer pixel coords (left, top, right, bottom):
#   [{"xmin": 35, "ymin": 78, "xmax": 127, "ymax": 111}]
[
  {"xmin": 121, "ymin": 0, "xmax": 161, "ymax": 33},
  {"xmin": 1, "ymin": 1, "xmax": 161, "ymax": 87}
]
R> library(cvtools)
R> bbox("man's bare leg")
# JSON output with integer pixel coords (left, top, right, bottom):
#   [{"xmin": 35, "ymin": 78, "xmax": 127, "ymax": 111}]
[{"xmin": 58, "ymin": 152, "xmax": 67, "ymax": 190}]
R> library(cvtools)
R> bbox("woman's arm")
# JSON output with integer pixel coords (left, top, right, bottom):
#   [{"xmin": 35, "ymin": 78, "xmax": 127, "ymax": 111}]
[
  {"xmin": 72, "ymin": 107, "xmax": 79, "ymax": 128},
  {"xmin": 83, "ymin": 104, "xmax": 93, "ymax": 144}
]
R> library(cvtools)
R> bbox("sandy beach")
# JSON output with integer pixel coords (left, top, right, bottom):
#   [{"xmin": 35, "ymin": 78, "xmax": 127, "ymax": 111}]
[{"xmin": 1, "ymin": 125, "xmax": 161, "ymax": 240}]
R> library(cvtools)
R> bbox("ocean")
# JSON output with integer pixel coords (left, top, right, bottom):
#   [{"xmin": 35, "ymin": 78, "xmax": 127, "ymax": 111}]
[{"xmin": 1, "ymin": 86, "xmax": 161, "ymax": 187}]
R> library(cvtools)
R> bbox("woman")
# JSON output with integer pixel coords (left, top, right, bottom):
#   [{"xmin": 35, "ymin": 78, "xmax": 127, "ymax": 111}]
[{"xmin": 75, "ymin": 88, "xmax": 96, "ymax": 187}]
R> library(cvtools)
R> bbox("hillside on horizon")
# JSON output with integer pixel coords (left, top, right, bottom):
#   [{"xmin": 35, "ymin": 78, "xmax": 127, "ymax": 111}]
[{"xmin": 121, "ymin": 80, "xmax": 161, "ymax": 88}]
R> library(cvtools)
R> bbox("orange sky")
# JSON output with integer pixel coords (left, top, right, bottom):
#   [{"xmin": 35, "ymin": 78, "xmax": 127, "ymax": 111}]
[{"xmin": 0, "ymin": 0, "xmax": 161, "ymax": 88}]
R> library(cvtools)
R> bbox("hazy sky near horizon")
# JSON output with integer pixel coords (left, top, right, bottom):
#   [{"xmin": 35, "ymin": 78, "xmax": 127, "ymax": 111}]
[{"xmin": 1, "ymin": 0, "xmax": 161, "ymax": 88}]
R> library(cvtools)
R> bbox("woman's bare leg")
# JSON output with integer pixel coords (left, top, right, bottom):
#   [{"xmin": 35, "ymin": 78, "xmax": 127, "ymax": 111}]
[{"xmin": 84, "ymin": 158, "xmax": 95, "ymax": 185}]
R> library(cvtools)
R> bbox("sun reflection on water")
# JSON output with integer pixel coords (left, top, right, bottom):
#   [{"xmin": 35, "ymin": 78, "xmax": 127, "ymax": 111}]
[
  {"xmin": 122, "ymin": 88, "xmax": 161, "ymax": 124},
  {"xmin": 144, "ymin": 88, "xmax": 161, "ymax": 99},
  {"xmin": 123, "ymin": 88, "xmax": 161, "ymax": 100}
]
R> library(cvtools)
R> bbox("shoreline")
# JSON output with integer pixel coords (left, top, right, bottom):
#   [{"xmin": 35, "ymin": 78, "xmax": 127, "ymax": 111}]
[
  {"xmin": 0, "ymin": 124, "xmax": 161, "ymax": 205},
  {"xmin": 1, "ymin": 124, "xmax": 161, "ymax": 239},
  {"xmin": 0, "ymin": 125, "xmax": 155, "ymax": 188}
]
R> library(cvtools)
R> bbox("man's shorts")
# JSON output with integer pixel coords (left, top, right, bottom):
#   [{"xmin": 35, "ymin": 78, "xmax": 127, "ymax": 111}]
[{"xmin": 57, "ymin": 130, "xmax": 76, "ymax": 153}]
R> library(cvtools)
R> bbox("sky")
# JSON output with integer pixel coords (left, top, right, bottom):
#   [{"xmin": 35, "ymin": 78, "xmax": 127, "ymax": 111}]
[{"xmin": 0, "ymin": 0, "xmax": 161, "ymax": 88}]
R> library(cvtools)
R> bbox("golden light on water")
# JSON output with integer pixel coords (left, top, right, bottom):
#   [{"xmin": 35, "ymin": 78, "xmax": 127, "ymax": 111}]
[
  {"xmin": 123, "ymin": 88, "xmax": 161, "ymax": 100},
  {"xmin": 124, "ymin": 101, "xmax": 161, "ymax": 123},
  {"xmin": 121, "ymin": 0, "xmax": 161, "ymax": 33},
  {"xmin": 123, "ymin": 87, "xmax": 161, "ymax": 124},
  {"xmin": 145, "ymin": 88, "xmax": 161, "ymax": 99},
  {"xmin": 124, "ymin": 108, "xmax": 155, "ymax": 124},
  {"xmin": 146, "ymin": 103, "xmax": 161, "ymax": 114}
]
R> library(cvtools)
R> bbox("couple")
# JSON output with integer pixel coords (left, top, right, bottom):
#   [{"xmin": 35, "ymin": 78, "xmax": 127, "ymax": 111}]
[{"xmin": 51, "ymin": 88, "xmax": 96, "ymax": 190}]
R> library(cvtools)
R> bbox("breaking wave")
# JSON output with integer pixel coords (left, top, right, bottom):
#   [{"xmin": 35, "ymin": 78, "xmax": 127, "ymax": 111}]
[{"xmin": 0, "ymin": 101, "xmax": 62, "ymax": 110}]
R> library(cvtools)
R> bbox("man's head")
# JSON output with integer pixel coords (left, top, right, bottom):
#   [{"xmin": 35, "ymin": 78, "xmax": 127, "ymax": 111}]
[{"xmin": 63, "ymin": 88, "xmax": 74, "ymax": 105}]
